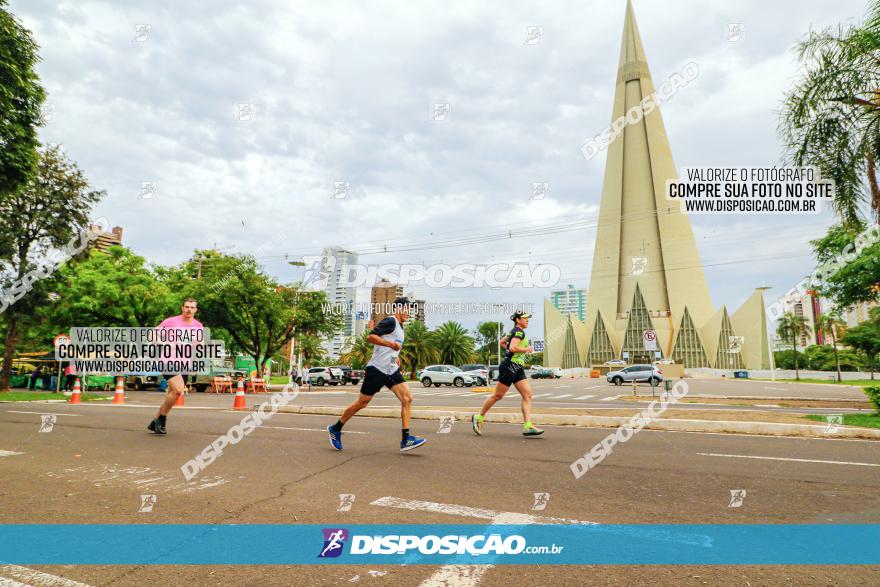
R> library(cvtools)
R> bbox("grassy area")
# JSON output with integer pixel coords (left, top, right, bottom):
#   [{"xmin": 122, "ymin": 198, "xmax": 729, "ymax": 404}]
[
  {"xmin": 0, "ymin": 391, "xmax": 104, "ymax": 402},
  {"xmin": 757, "ymin": 377, "xmax": 877, "ymax": 387},
  {"xmin": 805, "ymin": 413, "xmax": 880, "ymax": 429}
]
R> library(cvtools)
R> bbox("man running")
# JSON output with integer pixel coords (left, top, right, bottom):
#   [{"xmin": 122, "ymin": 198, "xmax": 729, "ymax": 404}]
[
  {"xmin": 148, "ymin": 298, "xmax": 203, "ymax": 435},
  {"xmin": 472, "ymin": 311, "xmax": 544, "ymax": 437},
  {"xmin": 328, "ymin": 297, "xmax": 427, "ymax": 452}
]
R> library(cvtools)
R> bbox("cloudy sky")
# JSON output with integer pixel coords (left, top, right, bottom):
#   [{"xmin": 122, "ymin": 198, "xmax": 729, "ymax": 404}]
[{"xmin": 12, "ymin": 0, "xmax": 870, "ymax": 334}]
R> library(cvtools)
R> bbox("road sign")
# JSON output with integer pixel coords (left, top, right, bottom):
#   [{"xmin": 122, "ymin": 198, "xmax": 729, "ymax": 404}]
[
  {"xmin": 53, "ymin": 334, "xmax": 70, "ymax": 350},
  {"xmin": 643, "ymin": 329, "xmax": 657, "ymax": 351},
  {"xmin": 622, "ymin": 351, "xmax": 629, "ymax": 359}
]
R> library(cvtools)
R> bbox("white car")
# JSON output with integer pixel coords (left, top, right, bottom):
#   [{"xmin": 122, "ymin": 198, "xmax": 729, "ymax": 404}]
[
  {"xmin": 307, "ymin": 367, "xmax": 344, "ymax": 386},
  {"xmin": 418, "ymin": 365, "xmax": 475, "ymax": 388},
  {"xmin": 605, "ymin": 359, "xmax": 627, "ymax": 367},
  {"xmin": 653, "ymin": 358, "xmax": 675, "ymax": 366}
]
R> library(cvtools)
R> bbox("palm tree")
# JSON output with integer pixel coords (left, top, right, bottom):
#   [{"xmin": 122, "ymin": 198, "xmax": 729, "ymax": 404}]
[
  {"xmin": 298, "ymin": 333, "xmax": 325, "ymax": 368},
  {"xmin": 780, "ymin": 1, "xmax": 880, "ymax": 226},
  {"xmin": 339, "ymin": 332, "xmax": 373, "ymax": 369},
  {"xmin": 817, "ymin": 311, "xmax": 846, "ymax": 382},
  {"xmin": 431, "ymin": 321, "xmax": 475, "ymax": 366},
  {"xmin": 399, "ymin": 321, "xmax": 438, "ymax": 379},
  {"xmin": 777, "ymin": 312, "xmax": 812, "ymax": 381}
]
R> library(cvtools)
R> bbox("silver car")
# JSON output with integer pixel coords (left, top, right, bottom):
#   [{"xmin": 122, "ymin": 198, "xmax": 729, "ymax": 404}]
[{"xmin": 606, "ymin": 364, "xmax": 663, "ymax": 386}]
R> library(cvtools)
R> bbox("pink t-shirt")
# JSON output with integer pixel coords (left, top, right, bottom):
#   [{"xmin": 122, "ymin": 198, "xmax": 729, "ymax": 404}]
[{"xmin": 158, "ymin": 315, "xmax": 203, "ymax": 330}]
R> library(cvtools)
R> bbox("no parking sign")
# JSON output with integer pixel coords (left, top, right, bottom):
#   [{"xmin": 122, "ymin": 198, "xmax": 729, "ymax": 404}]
[{"xmin": 643, "ymin": 329, "xmax": 657, "ymax": 351}]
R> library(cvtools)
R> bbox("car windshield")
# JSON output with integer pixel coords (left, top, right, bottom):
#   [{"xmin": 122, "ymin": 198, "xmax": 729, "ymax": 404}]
[{"xmin": 448, "ymin": 366, "xmax": 462, "ymax": 372}]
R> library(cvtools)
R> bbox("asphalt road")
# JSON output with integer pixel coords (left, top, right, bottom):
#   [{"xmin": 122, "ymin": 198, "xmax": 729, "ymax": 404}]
[{"xmin": 1, "ymin": 395, "xmax": 878, "ymax": 586}]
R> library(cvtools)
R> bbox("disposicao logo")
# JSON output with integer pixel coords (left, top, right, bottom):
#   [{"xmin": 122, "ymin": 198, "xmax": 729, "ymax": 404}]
[{"xmin": 318, "ymin": 528, "xmax": 349, "ymax": 558}]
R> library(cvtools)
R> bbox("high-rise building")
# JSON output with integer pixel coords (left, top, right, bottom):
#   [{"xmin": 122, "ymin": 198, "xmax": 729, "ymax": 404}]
[
  {"xmin": 550, "ymin": 285, "xmax": 587, "ymax": 321},
  {"xmin": 844, "ymin": 300, "xmax": 878, "ymax": 328},
  {"xmin": 319, "ymin": 246, "xmax": 358, "ymax": 359},
  {"xmin": 371, "ymin": 278, "xmax": 403, "ymax": 323},
  {"xmin": 543, "ymin": 1, "xmax": 770, "ymax": 371}
]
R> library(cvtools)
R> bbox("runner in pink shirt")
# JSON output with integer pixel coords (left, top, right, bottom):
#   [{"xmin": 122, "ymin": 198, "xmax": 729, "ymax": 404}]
[{"xmin": 148, "ymin": 298, "xmax": 204, "ymax": 435}]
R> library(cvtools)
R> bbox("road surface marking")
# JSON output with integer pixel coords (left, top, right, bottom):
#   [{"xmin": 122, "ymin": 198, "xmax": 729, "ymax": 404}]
[
  {"xmin": 261, "ymin": 426, "xmax": 367, "ymax": 434},
  {"xmin": 581, "ymin": 384, "xmax": 605, "ymax": 389},
  {"xmin": 531, "ymin": 393, "xmax": 553, "ymax": 398},
  {"xmin": 547, "ymin": 394, "xmax": 572, "ymax": 399},
  {"xmin": 0, "ymin": 565, "xmax": 93, "ymax": 587},
  {"xmin": 697, "ymin": 452, "xmax": 880, "ymax": 467},
  {"xmin": 575, "ymin": 394, "xmax": 596, "ymax": 400},
  {"xmin": 0, "ymin": 450, "xmax": 23, "ymax": 457},
  {"xmin": 6, "ymin": 410, "xmax": 80, "ymax": 417},
  {"xmin": 556, "ymin": 385, "xmax": 571, "ymax": 388},
  {"xmin": 600, "ymin": 395, "xmax": 620, "ymax": 401}
]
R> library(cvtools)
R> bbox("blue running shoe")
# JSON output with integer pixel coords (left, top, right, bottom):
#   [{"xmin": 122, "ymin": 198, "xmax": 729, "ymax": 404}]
[
  {"xmin": 328, "ymin": 425, "xmax": 343, "ymax": 450},
  {"xmin": 400, "ymin": 435, "xmax": 427, "ymax": 452}
]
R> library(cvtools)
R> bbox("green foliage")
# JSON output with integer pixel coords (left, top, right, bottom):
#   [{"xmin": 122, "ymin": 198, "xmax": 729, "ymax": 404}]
[
  {"xmin": 842, "ymin": 309, "xmax": 880, "ymax": 377},
  {"xmin": 864, "ymin": 386, "xmax": 880, "ymax": 414},
  {"xmin": 340, "ymin": 332, "xmax": 373, "ymax": 370},
  {"xmin": 400, "ymin": 320, "xmax": 439, "ymax": 378},
  {"xmin": 431, "ymin": 321, "xmax": 475, "ymax": 366},
  {"xmin": 0, "ymin": 0, "xmax": 45, "ymax": 198},
  {"xmin": 809, "ymin": 223, "xmax": 880, "ymax": 308},
  {"xmin": 473, "ymin": 320, "xmax": 504, "ymax": 363}
]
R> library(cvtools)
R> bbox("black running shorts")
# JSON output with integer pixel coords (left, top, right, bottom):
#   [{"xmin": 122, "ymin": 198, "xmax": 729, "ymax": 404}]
[
  {"xmin": 162, "ymin": 373, "xmax": 190, "ymax": 382},
  {"xmin": 360, "ymin": 366, "xmax": 405, "ymax": 396},
  {"xmin": 497, "ymin": 361, "xmax": 527, "ymax": 386}
]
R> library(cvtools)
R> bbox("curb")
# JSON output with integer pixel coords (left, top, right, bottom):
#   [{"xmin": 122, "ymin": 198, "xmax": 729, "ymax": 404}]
[{"xmin": 274, "ymin": 405, "xmax": 880, "ymax": 440}]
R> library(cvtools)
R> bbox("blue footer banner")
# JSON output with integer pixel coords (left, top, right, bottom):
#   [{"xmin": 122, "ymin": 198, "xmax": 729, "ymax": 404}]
[{"xmin": 1, "ymin": 524, "xmax": 877, "ymax": 565}]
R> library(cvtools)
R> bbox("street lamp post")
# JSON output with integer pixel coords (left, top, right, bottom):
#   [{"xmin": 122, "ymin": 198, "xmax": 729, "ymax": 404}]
[{"xmin": 289, "ymin": 260, "xmax": 306, "ymax": 385}]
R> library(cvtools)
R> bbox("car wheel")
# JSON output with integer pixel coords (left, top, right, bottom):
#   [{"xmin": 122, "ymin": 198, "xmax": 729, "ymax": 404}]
[
  {"xmin": 133, "ymin": 380, "xmax": 144, "ymax": 391},
  {"xmin": 317, "ymin": 378, "xmax": 325, "ymax": 386},
  {"xmin": 433, "ymin": 383, "xmax": 441, "ymax": 387},
  {"xmin": 351, "ymin": 379, "xmax": 359, "ymax": 385},
  {"xmin": 649, "ymin": 377, "xmax": 660, "ymax": 386},
  {"xmin": 453, "ymin": 377, "xmax": 464, "ymax": 387},
  {"xmin": 421, "ymin": 377, "xmax": 432, "ymax": 387},
  {"xmin": 612, "ymin": 376, "xmax": 623, "ymax": 386},
  {"xmin": 465, "ymin": 382, "xmax": 473, "ymax": 387},
  {"xmin": 330, "ymin": 382, "xmax": 338, "ymax": 386}
]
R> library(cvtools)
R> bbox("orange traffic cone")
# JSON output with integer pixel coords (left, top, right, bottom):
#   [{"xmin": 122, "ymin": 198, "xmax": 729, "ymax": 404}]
[
  {"xmin": 232, "ymin": 379, "xmax": 247, "ymax": 410},
  {"xmin": 68, "ymin": 378, "xmax": 82, "ymax": 404},
  {"xmin": 174, "ymin": 387, "xmax": 186, "ymax": 406},
  {"xmin": 112, "ymin": 377, "xmax": 125, "ymax": 404}
]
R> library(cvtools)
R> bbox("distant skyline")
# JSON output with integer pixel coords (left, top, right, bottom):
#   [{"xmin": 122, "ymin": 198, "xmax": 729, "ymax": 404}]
[{"xmin": 13, "ymin": 0, "xmax": 871, "ymax": 333}]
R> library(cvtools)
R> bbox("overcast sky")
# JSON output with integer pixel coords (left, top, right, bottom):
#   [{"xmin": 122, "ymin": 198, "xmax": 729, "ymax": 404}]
[{"xmin": 12, "ymin": 0, "xmax": 871, "ymax": 334}]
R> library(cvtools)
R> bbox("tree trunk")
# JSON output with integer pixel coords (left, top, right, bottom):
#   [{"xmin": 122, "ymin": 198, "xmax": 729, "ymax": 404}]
[
  {"xmin": 0, "ymin": 317, "xmax": 20, "ymax": 391},
  {"xmin": 868, "ymin": 153, "xmax": 880, "ymax": 224}
]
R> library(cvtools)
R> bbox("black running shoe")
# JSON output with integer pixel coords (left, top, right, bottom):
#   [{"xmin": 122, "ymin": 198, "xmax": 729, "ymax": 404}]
[{"xmin": 148, "ymin": 418, "xmax": 166, "ymax": 435}]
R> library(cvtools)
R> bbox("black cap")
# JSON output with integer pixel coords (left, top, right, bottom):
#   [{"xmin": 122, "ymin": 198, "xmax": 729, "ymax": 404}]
[{"xmin": 510, "ymin": 311, "xmax": 532, "ymax": 321}]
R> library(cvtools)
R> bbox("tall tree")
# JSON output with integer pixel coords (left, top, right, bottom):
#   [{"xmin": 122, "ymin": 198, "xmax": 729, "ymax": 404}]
[
  {"xmin": 816, "ymin": 311, "xmax": 846, "ymax": 382},
  {"xmin": 400, "ymin": 320, "xmax": 438, "ymax": 379},
  {"xmin": 431, "ymin": 321, "xmax": 474, "ymax": 366},
  {"xmin": 0, "ymin": 0, "xmax": 45, "ymax": 199},
  {"xmin": 780, "ymin": 0, "xmax": 880, "ymax": 226},
  {"xmin": 809, "ymin": 223, "xmax": 880, "ymax": 309},
  {"xmin": 473, "ymin": 320, "xmax": 504, "ymax": 364},
  {"xmin": 339, "ymin": 332, "xmax": 373, "ymax": 370},
  {"xmin": 177, "ymin": 252, "xmax": 342, "ymax": 372},
  {"xmin": 842, "ymin": 308, "xmax": 880, "ymax": 379},
  {"xmin": 776, "ymin": 312, "xmax": 811, "ymax": 381},
  {"xmin": 0, "ymin": 145, "xmax": 104, "ymax": 390}
]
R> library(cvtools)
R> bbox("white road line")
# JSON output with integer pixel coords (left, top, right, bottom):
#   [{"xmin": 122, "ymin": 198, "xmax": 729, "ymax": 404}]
[
  {"xmin": 581, "ymin": 384, "xmax": 606, "ymax": 389},
  {"xmin": 600, "ymin": 395, "xmax": 620, "ymax": 401},
  {"xmin": 531, "ymin": 393, "xmax": 553, "ymax": 398},
  {"xmin": 547, "ymin": 394, "xmax": 572, "ymax": 399},
  {"xmin": 575, "ymin": 394, "xmax": 596, "ymax": 400},
  {"xmin": 262, "ymin": 426, "xmax": 366, "ymax": 434},
  {"xmin": 556, "ymin": 385, "xmax": 571, "ymax": 388},
  {"xmin": 0, "ymin": 565, "xmax": 93, "ymax": 587},
  {"xmin": 697, "ymin": 452, "xmax": 880, "ymax": 467},
  {"xmin": 0, "ymin": 450, "xmax": 23, "ymax": 457},
  {"xmin": 6, "ymin": 411, "xmax": 80, "ymax": 417}
]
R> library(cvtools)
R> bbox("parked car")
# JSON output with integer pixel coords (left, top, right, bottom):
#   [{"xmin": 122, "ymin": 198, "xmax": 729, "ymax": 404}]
[
  {"xmin": 530, "ymin": 367, "xmax": 562, "ymax": 379},
  {"xmin": 308, "ymin": 366, "xmax": 344, "ymax": 386},
  {"xmin": 606, "ymin": 364, "xmax": 663, "ymax": 386},
  {"xmin": 653, "ymin": 358, "xmax": 675, "ymax": 366},
  {"xmin": 329, "ymin": 366, "xmax": 361, "ymax": 385},
  {"xmin": 125, "ymin": 372, "xmax": 161, "ymax": 391},
  {"xmin": 189, "ymin": 360, "xmax": 247, "ymax": 393},
  {"xmin": 605, "ymin": 358, "xmax": 627, "ymax": 367},
  {"xmin": 350, "ymin": 369, "xmax": 364, "ymax": 385},
  {"xmin": 417, "ymin": 365, "xmax": 476, "ymax": 388},
  {"xmin": 460, "ymin": 364, "xmax": 489, "ymax": 385}
]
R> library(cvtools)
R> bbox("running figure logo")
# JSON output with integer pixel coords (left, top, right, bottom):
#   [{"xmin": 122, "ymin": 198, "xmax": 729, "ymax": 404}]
[
  {"xmin": 39, "ymin": 415, "xmax": 57, "ymax": 433},
  {"xmin": 532, "ymin": 492, "xmax": 550, "ymax": 511},
  {"xmin": 139, "ymin": 494, "xmax": 157, "ymax": 513},
  {"xmin": 824, "ymin": 415, "xmax": 843, "ymax": 435},
  {"xmin": 318, "ymin": 528, "xmax": 349, "ymax": 558},
  {"xmin": 437, "ymin": 416, "xmax": 454, "ymax": 434},
  {"xmin": 337, "ymin": 494, "xmax": 355, "ymax": 512},
  {"xmin": 727, "ymin": 489, "xmax": 747, "ymax": 508}
]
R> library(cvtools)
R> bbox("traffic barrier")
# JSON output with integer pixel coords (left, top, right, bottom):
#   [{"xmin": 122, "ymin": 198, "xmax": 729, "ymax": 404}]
[
  {"xmin": 112, "ymin": 377, "xmax": 125, "ymax": 404},
  {"xmin": 174, "ymin": 384, "xmax": 186, "ymax": 406},
  {"xmin": 590, "ymin": 369, "xmax": 600, "ymax": 378},
  {"xmin": 68, "ymin": 378, "xmax": 82, "ymax": 404},
  {"xmin": 211, "ymin": 376, "xmax": 232, "ymax": 393},
  {"xmin": 247, "ymin": 378, "xmax": 268, "ymax": 393}
]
